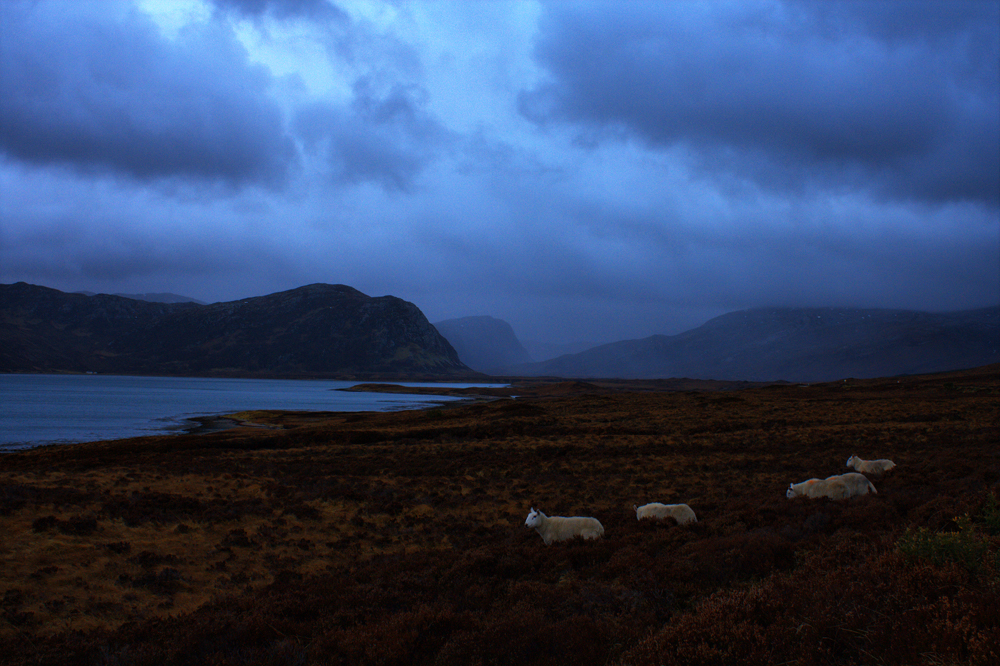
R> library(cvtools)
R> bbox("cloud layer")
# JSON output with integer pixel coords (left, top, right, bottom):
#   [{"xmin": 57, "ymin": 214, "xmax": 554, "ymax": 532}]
[
  {"xmin": 521, "ymin": 1, "xmax": 999, "ymax": 206},
  {"xmin": 0, "ymin": 2, "xmax": 295, "ymax": 187},
  {"xmin": 1, "ymin": 0, "xmax": 997, "ymax": 346}
]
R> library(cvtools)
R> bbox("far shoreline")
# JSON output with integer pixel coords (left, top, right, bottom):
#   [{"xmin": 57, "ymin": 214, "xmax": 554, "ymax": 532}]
[{"xmin": 1, "ymin": 374, "xmax": 818, "ymax": 453}]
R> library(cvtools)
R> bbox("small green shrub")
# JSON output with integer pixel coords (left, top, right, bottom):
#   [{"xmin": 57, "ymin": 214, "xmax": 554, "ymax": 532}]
[
  {"xmin": 897, "ymin": 514, "xmax": 988, "ymax": 572},
  {"xmin": 982, "ymin": 491, "xmax": 1000, "ymax": 536}
]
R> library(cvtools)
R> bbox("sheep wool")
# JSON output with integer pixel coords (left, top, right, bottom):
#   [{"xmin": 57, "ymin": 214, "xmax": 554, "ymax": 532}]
[
  {"xmin": 633, "ymin": 502, "xmax": 697, "ymax": 525},
  {"xmin": 847, "ymin": 455, "xmax": 896, "ymax": 475},
  {"xmin": 787, "ymin": 472, "xmax": 877, "ymax": 500},
  {"xmin": 524, "ymin": 508, "xmax": 604, "ymax": 545}
]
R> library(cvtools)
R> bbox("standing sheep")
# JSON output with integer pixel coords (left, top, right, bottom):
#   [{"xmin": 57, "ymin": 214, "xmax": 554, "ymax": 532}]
[
  {"xmin": 847, "ymin": 455, "xmax": 896, "ymax": 475},
  {"xmin": 634, "ymin": 502, "xmax": 697, "ymax": 525},
  {"xmin": 524, "ymin": 508, "xmax": 604, "ymax": 545},
  {"xmin": 786, "ymin": 472, "xmax": 877, "ymax": 500}
]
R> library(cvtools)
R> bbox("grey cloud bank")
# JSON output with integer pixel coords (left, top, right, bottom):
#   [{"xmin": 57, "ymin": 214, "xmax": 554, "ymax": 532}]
[
  {"xmin": 1, "ymin": 0, "xmax": 997, "ymax": 348},
  {"xmin": 0, "ymin": 2, "xmax": 295, "ymax": 187},
  {"xmin": 521, "ymin": 1, "xmax": 999, "ymax": 206}
]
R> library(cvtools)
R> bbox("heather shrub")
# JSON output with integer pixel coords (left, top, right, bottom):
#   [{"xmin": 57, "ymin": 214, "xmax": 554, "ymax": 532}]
[
  {"xmin": 432, "ymin": 600, "xmax": 611, "ymax": 666},
  {"xmin": 622, "ymin": 535, "xmax": 1000, "ymax": 666},
  {"xmin": 897, "ymin": 514, "xmax": 989, "ymax": 573},
  {"xmin": 678, "ymin": 528, "xmax": 795, "ymax": 584},
  {"xmin": 982, "ymin": 490, "xmax": 1000, "ymax": 536},
  {"xmin": 316, "ymin": 603, "xmax": 466, "ymax": 666},
  {"xmin": 624, "ymin": 579, "xmax": 786, "ymax": 666},
  {"xmin": 101, "ymin": 491, "xmax": 207, "ymax": 526}
]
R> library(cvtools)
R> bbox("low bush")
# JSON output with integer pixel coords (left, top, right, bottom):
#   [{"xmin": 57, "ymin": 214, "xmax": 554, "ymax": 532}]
[
  {"xmin": 982, "ymin": 490, "xmax": 1000, "ymax": 536},
  {"xmin": 897, "ymin": 515, "xmax": 988, "ymax": 573}
]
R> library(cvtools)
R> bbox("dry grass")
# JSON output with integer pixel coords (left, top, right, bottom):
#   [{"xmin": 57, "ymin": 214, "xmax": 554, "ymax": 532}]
[{"xmin": 1, "ymin": 366, "xmax": 998, "ymax": 664}]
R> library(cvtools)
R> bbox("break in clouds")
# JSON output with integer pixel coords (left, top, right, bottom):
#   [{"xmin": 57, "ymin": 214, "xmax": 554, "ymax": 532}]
[{"xmin": 1, "ymin": 0, "xmax": 997, "ymax": 345}]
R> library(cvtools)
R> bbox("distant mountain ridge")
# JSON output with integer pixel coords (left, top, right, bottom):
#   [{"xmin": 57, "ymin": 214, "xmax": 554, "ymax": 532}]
[
  {"xmin": 5, "ymin": 283, "xmax": 996, "ymax": 382},
  {"xmin": 433, "ymin": 316, "xmax": 532, "ymax": 373},
  {"xmin": 1, "ymin": 282, "xmax": 471, "ymax": 378},
  {"xmin": 505, "ymin": 306, "xmax": 1000, "ymax": 382}
]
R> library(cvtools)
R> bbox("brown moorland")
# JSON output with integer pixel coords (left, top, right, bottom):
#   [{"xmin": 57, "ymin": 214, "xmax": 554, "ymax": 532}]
[{"xmin": 1, "ymin": 366, "xmax": 998, "ymax": 665}]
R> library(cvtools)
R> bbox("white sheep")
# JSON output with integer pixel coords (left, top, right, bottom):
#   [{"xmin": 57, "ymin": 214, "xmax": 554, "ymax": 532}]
[
  {"xmin": 846, "ymin": 455, "xmax": 896, "ymax": 475},
  {"xmin": 633, "ymin": 502, "xmax": 697, "ymax": 525},
  {"xmin": 786, "ymin": 472, "xmax": 877, "ymax": 500},
  {"xmin": 524, "ymin": 507, "xmax": 604, "ymax": 545}
]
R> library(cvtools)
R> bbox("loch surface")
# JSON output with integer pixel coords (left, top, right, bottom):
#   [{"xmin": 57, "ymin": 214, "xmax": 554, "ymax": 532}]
[{"xmin": 0, "ymin": 374, "xmax": 499, "ymax": 450}]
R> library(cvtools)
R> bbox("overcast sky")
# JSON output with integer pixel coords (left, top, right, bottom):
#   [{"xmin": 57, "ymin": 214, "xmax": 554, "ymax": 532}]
[{"xmin": 1, "ymin": 0, "xmax": 997, "ymax": 346}]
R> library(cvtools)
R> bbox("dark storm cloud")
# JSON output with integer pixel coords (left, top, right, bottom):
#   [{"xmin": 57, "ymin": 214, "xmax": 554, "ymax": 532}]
[
  {"xmin": 805, "ymin": 0, "xmax": 999, "ymax": 44},
  {"xmin": 520, "ymin": 1, "xmax": 999, "ymax": 207},
  {"xmin": 1, "ymin": 193, "xmax": 300, "ymax": 300},
  {"xmin": 0, "ymin": 2, "xmax": 295, "ymax": 187},
  {"xmin": 295, "ymin": 77, "xmax": 452, "ymax": 191}
]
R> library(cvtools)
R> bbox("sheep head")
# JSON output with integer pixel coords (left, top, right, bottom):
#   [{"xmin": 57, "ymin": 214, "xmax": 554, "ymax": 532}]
[{"xmin": 525, "ymin": 508, "xmax": 541, "ymax": 528}]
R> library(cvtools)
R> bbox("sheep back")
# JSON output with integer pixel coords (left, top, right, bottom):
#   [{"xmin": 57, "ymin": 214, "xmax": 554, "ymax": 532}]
[
  {"xmin": 840, "ymin": 472, "xmax": 877, "ymax": 496},
  {"xmin": 787, "ymin": 473, "xmax": 876, "ymax": 499},
  {"xmin": 526, "ymin": 508, "xmax": 604, "ymax": 545},
  {"xmin": 847, "ymin": 455, "xmax": 896, "ymax": 475},
  {"xmin": 822, "ymin": 477, "xmax": 851, "ymax": 500},
  {"xmin": 634, "ymin": 502, "xmax": 697, "ymax": 525}
]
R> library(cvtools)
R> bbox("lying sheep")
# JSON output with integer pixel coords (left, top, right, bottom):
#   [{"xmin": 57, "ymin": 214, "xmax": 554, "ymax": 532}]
[
  {"xmin": 524, "ymin": 507, "xmax": 604, "ymax": 545},
  {"xmin": 786, "ymin": 472, "xmax": 877, "ymax": 500},
  {"xmin": 634, "ymin": 502, "xmax": 697, "ymax": 525},
  {"xmin": 847, "ymin": 455, "xmax": 896, "ymax": 475}
]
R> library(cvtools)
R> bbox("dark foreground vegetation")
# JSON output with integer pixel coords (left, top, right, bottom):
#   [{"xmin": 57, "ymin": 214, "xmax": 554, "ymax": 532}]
[{"xmin": 2, "ymin": 366, "xmax": 998, "ymax": 665}]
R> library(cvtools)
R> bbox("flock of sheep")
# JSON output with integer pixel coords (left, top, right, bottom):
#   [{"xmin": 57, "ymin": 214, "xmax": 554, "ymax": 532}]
[{"xmin": 525, "ymin": 454, "xmax": 896, "ymax": 545}]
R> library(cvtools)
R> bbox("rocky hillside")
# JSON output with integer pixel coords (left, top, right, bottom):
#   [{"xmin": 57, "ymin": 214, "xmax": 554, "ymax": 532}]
[
  {"xmin": 433, "ymin": 315, "xmax": 532, "ymax": 373},
  {"xmin": 1, "ymin": 282, "xmax": 471, "ymax": 378},
  {"xmin": 508, "ymin": 306, "xmax": 1000, "ymax": 382}
]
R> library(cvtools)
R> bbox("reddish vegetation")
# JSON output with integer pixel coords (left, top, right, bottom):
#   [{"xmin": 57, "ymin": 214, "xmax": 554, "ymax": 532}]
[{"xmin": 2, "ymin": 366, "xmax": 998, "ymax": 665}]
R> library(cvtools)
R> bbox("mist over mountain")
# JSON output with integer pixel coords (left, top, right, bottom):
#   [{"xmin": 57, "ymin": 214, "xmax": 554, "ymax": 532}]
[
  {"xmin": 522, "ymin": 339, "xmax": 605, "ymax": 363},
  {"xmin": 433, "ymin": 316, "xmax": 532, "ymax": 373},
  {"xmin": 1, "ymin": 282, "xmax": 470, "ymax": 378},
  {"xmin": 116, "ymin": 292, "xmax": 207, "ymax": 305},
  {"xmin": 505, "ymin": 307, "xmax": 1000, "ymax": 382},
  {"xmin": 74, "ymin": 291, "xmax": 206, "ymax": 304}
]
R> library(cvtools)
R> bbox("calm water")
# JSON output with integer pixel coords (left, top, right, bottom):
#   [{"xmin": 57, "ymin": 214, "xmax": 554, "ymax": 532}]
[{"xmin": 0, "ymin": 374, "xmax": 504, "ymax": 451}]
